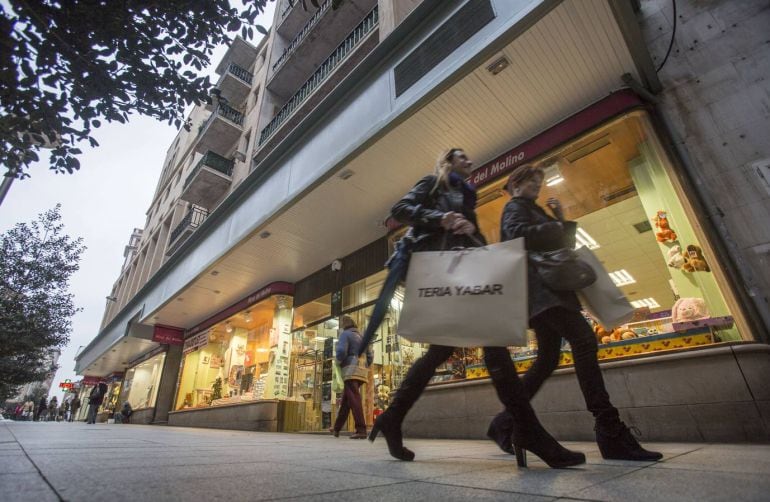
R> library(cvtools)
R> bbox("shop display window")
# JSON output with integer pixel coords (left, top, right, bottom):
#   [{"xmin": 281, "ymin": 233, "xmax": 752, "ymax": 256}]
[
  {"xmin": 466, "ymin": 111, "xmax": 747, "ymax": 378},
  {"xmin": 292, "ymin": 293, "xmax": 331, "ymax": 330},
  {"xmin": 174, "ymin": 295, "xmax": 293, "ymax": 410},
  {"xmin": 120, "ymin": 353, "xmax": 165, "ymax": 410}
]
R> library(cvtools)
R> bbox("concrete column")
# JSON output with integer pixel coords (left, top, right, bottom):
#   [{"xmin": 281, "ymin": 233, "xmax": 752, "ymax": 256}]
[{"xmin": 152, "ymin": 344, "xmax": 183, "ymax": 424}]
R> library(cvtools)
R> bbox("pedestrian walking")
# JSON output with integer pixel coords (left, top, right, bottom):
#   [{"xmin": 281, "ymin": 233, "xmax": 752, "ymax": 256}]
[
  {"xmin": 23, "ymin": 400, "xmax": 34, "ymax": 421},
  {"xmin": 486, "ymin": 164, "xmax": 662, "ymax": 462},
  {"xmin": 367, "ymin": 149, "xmax": 584, "ymax": 468},
  {"xmin": 35, "ymin": 396, "xmax": 47, "ymax": 421},
  {"xmin": 69, "ymin": 395, "xmax": 81, "ymax": 422},
  {"xmin": 331, "ymin": 315, "xmax": 373, "ymax": 439},
  {"xmin": 86, "ymin": 383, "xmax": 108, "ymax": 424},
  {"xmin": 47, "ymin": 396, "xmax": 58, "ymax": 422}
]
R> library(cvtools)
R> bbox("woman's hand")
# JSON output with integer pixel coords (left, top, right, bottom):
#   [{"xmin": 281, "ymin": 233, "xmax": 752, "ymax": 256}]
[
  {"xmin": 546, "ymin": 198, "xmax": 564, "ymax": 221},
  {"xmin": 440, "ymin": 212, "xmax": 463, "ymax": 230},
  {"xmin": 442, "ymin": 212, "xmax": 476, "ymax": 235}
]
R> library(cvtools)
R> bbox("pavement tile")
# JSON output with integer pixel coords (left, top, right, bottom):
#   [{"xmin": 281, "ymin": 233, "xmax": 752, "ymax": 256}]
[
  {"xmin": 651, "ymin": 444, "xmax": 770, "ymax": 474},
  {"xmin": 423, "ymin": 461, "xmax": 640, "ymax": 498},
  {"xmin": 0, "ymin": 451, "xmax": 38, "ymax": 473},
  {"xmin": 0, "ymin": 472, "xmax": 59, "ymax": 502},
  {"xmin": 278, "ymin": 480, "xmax": 557, "ymax": 501},
  {"xmin": 573, "ymin": 464, "xmax": 770, "ymax": 502}
]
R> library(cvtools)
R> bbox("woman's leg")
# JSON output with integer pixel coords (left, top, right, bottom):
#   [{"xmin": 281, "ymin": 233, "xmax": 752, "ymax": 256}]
[
  {"xmin": 333, "ymin": 384, "xmax": 351, "ymax": 433},
  {"xmin": 557, "ymin": 308, "xmax": 662, "ymax": 461},
  {"xmin": 346, "ymin": 380, "xmax": 367, "ymax": 434},
  {"xmin": 483, "ymin": 346, "xmax": 585, "ymax": 468},
  {"xmin": 371, "ymin": 344, "xmax": 454, "ymax": 460},
  {"xmin": 487, "ymin": 312, "xmax": 563, "ymax": 453}
]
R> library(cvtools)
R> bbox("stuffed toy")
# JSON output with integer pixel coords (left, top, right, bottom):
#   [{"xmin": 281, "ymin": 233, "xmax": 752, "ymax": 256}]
[
  {"xmin": 667, "ymin": 245, "xmax": 685, "ymax": 269},
  {"xmin": 682, "ymin": 244, "xmax": 710, "ymax": 272},
  {"xmin": 594, "ymin": 324, "xmax": 611, "ymax": 343},
  {"xmin": 653, "ymin": 210, "xmax": 677, "ymax": 242},
  {"xmin": 671, "ymin": 297, "xmax": 709, "ymax": 323}
]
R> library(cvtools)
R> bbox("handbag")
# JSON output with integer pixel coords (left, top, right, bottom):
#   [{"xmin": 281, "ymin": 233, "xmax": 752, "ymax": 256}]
[
  {"xmin": 342, "ymin": 354, "xmax": 369, "ymax": 382},
  {"xmin": 397, "ymin": 238, "xmax": 529, "ymax": 347},
  {"xmin": 332, "ymin": 361, "xmax": 345, "ymax": 392},
  {"xmin": 529, "ymin": 248, "xmax": 597, "ymax": 291},
  {"xmin": 574, "ymin": 247, "xmax": 635, "ymax": 329}
]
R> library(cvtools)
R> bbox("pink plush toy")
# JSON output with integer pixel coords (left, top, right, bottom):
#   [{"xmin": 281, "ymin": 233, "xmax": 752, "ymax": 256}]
[{"xmin": 671, "ymin": 298, "xmax": 709, "ymax": 323}]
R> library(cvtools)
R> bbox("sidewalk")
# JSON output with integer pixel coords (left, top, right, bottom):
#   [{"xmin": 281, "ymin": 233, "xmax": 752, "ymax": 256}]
[{"xmin": 1, "ymin": 421, "xmax": 769, "ymax": 501}]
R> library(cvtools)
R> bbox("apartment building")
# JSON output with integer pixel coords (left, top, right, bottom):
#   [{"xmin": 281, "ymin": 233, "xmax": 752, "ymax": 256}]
[{"xmin": 75, "ymin": 0, "xmax": 770, "ymax": 440}]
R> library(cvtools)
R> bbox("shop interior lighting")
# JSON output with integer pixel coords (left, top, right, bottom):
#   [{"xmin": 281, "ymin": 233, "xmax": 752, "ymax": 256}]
[
  {"xmin": 243, "ymin": 310, "xmax": 252, "ymax": 323},
  {"xmin": 609, "ymin": 269, "xmax": 636, "ymax": 287},
  {"xmin": 225, "ymin": 321, "xmax": 233, "ymax": 333},
  {"xmin": 543, "ymin": 163, "xmax": 564, "ymax": 186},
  {"xmin": 631, "ymin": 297, "xmax": 660, "ymax": 309},
  {"xmin": 574, "ymin": 227, "xmax": 599, "ymax": 249}
]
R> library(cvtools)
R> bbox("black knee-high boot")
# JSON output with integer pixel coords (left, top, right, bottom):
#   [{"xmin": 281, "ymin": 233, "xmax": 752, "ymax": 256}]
[
  {"xmin": 369, "ymin": 345, "xmax": 454, "ymax": 461},
  {"xmin": 484, "ymin": 347, "xmax": 585, "ymax": 468}
]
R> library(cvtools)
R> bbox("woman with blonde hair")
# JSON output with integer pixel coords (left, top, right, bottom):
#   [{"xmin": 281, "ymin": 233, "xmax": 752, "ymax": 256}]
[{"xmin": 365, "ymin": 149, "xmax": 584, "ymax": 468}]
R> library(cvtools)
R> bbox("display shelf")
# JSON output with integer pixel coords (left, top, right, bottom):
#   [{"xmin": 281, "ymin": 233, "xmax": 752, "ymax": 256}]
[{"xmin": 671, "ymin": 315, "xmax": 734, "ymax": 332}]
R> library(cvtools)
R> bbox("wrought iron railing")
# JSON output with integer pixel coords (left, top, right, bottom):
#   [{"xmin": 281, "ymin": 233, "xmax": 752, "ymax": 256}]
[
  {"xmin": 199, "ymin": 102, "xmax": 244, "ymax": 139},
  {"xmin": 184, "ymin": 151, "xmax": 235, "ymax": 189},
  {"xmin": 259, "ymin": 6, "xmax": 378, "ymax": 146},
  {"xmin": 227, "ymin": 62, "xmax": 253, "ymax": 85},
  {"xmin": 169, "ymin": 206, "xmax": 208, "ymax": 246},
  {"xmin": 272, "ymin": 0, "xmax": 331, "ymax": 73}
]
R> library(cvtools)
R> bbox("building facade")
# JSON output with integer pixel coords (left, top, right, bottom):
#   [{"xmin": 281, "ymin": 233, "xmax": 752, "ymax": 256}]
[{"xmin": 76, "ymin": 0, "xmax": 770, "ymax": 440}]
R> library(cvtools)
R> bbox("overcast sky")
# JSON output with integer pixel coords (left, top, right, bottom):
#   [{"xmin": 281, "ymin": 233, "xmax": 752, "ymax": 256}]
[{"xmin": 0, "ymin": 2, "xmax": 276, "ymax": 402}]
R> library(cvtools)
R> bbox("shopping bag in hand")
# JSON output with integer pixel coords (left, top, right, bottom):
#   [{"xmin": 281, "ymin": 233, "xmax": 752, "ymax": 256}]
[{"xmin": 398, "ymin": 238, "xmax": 528, "ymax": 347}]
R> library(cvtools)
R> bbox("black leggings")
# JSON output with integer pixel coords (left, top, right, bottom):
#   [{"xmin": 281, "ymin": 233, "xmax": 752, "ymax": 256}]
[
  {"xmin": 388, "ymin": 344, "xmax": 537, "ymax": 427},
  {"xmin": 525, "ymin": 307, "xmax": 617, "ymax": 421}
]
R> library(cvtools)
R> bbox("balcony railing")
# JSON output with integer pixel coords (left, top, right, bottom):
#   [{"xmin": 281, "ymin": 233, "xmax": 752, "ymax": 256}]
[
  {"xmin": 272, "ymin": 0, "xmax": 331, "ymax": 74},
  {"xmin": 168, "ymin": 206, "xmax": 208, "ymax": 247},
  {"xmin": 184, "ymin": 151, "xmax": 235, "ymax": 189},
  {"xmin": 259, "ymin": 6, "xmax": 378, "ymax": 146},
  {"xmin": 227, "ymin": 62, "xmax": 253, "ymax": 85}
]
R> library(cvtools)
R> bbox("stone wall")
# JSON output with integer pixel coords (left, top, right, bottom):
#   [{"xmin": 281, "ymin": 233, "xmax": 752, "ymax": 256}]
[{"xmin": 638, "ymin": 0, "xmax": 770, "ymax": 334}]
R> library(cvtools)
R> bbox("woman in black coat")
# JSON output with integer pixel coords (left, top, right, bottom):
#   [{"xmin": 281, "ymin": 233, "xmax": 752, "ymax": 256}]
[
  {"xmin": 369, "ymin": 149, "xmax": 584, "ymax": 468},
  {"xmin": 486, "ymin": 164, "xmax": 661, "ymax": 461}
]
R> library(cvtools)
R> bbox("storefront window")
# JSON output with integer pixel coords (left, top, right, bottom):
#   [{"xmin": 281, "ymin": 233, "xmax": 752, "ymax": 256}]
[
  {"xmin": 469, "ymin": 111, "xmax": 745, "ymax": 376},
  {"xmin": 175, "ymin": 295, "xmax": 293, "ymax": 410},
  {"xmin": 120, "ymin": 353, "xmax": 166, "ymax": 410},
  {"xmin": 292, "ymin": 293, "xmax": 331, "ymax": 330}
]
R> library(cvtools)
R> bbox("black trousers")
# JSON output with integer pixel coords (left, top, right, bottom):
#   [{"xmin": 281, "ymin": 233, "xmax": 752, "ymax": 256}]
[
  {"xmin": 387, "ymin": 344, "xmax": 537, "ymax": 429},
  {"xmin": 524, "ymin": 307, "xmax": 618, "ymax": 422}
]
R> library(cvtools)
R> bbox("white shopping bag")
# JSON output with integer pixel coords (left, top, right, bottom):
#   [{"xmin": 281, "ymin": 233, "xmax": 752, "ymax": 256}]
[
  {"xmin": 575, "ymin": 247, "xmax": 635, "ymax": 330},
  {"xmin": 398, "ymin": 238, "xmax": 528, "ymax": 347}
]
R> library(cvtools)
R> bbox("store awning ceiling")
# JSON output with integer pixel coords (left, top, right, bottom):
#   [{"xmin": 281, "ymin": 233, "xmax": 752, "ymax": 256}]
[{"xmin": 146, "ymin": 0, "xmax": 652, "ymax": 329}]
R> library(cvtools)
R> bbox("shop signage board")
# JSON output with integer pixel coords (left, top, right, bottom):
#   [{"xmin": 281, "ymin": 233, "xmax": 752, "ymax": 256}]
[
  {"xmin": 182, "ymin": 331, "xmax": 209, "ymax": 355},
  {"xmin": 186, "ymin": 281, "xmax": 294, "ymax": 337},
  {"xmin": 81, "ymin": 376, "xmax": 103, "ymax": 386},
  {"xmin": 468, "ymin": 90, "xmax": 644, "ymax": 187},
  {"xmin": 58, "ymin": 379, "xmax": 74, "ymax": 390},
  {"xmin": 152, "ymin": 325, "xmax": 184, "ymax": 345}
]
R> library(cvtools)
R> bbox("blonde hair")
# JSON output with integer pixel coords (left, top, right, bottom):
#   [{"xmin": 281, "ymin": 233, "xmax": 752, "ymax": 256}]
[{"xmin": 434, "ymin": 148, "xmax": 462, "ymax": 190}]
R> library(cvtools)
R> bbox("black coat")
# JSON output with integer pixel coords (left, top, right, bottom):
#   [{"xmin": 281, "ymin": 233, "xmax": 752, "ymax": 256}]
[
  {"xmin": 391, "ymin": 175, "xmax": 486, "ymax": 252},
  {"xmin": 500, "ymin": 197, "xmax": 582, "ymax": 319}
]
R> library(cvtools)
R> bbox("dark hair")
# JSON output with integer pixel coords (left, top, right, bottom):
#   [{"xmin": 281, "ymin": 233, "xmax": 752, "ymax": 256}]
[
  {"xmin": 341, "ymin": 315, "xmax": 356, "ymax": 329},
  {"xmin": 506, "ymin": 164, "xmax": 544, "ymax": 193}
]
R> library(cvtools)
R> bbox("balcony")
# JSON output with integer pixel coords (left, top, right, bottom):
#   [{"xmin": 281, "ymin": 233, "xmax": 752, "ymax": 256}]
[
  {"xmin": 276, "ymin": 0, "xmax": 315, "ymax": 38},
  {"xmin": 268, "ymin": 0, "xmax": 378, "ymax": 100},
  {"xmin": 180, "ymin": 151, "xmax": 235, "ymax": 209},
  {"xmin": 195, "ymin": 103, "xmax": 244, "ymax": 154},
  {"xmin": 216, "ymin": 63, "xmax": 253, "ymax": 105},
  {"xmin": 166, "ymin": 206, "xmax": 209, "ymax": 256},
  {"xmin": 258, "ymin": 6, "xmax": 379, "ymax": 149}
]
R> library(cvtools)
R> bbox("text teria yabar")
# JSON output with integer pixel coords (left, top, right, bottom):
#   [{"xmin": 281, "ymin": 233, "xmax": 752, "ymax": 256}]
[{"xmin": 417, "ymin": 284, "xmax": 504, "ymax": 298}]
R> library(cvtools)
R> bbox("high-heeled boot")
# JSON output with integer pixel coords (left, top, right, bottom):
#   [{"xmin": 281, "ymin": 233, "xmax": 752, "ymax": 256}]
[
  {"xmin": 484, "ymin": 347, "xmax": 585, "ymax": 469},
  {"xmin": 595, "ymin": 419, "xmax": 662, "ymax": 461},
  {"xmin": 368, "ymin": 409, "xmax": 415, "ymax": 461},
  {"xmin": 486, "ymin": 412, "xmax": 515, "ymax": 454}
]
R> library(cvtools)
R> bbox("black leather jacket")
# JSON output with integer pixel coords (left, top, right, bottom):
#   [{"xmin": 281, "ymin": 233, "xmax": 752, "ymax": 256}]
[
  {"xmin": 392, "ymin": 175, "xmax": 486, "ymax": 252},
  {"xmin": 501, "ymin": 197, "xmax": 581, "ymax": 318}
]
